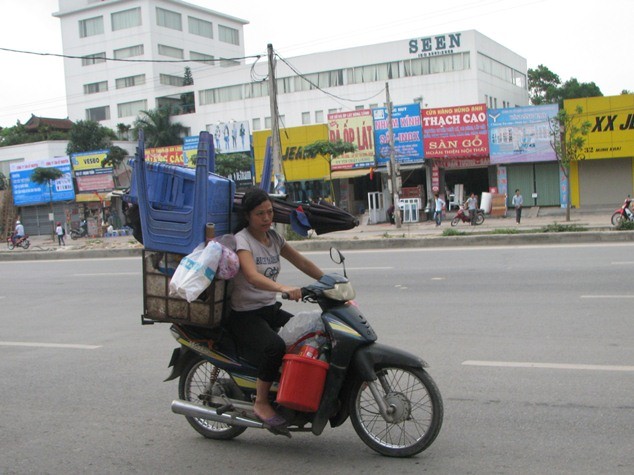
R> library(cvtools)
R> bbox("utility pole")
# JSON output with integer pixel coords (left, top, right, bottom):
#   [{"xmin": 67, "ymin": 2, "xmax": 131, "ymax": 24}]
[
  {"xmin": 267, "ymin": 44, "xmax": 284, "ymax": 194},
  {"xmin": 386, "ymin": 83, "xmax": 402, "ymax": 228}
]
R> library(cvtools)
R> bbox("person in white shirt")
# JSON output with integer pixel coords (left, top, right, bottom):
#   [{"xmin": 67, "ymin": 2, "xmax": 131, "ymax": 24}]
[
  {"xmin": 434, "ymin": 193, "xmax": 446, "ymax": 226},
  {"xmin": 512, "ymin": 189, "xmax": 524, "ymax": 224}
]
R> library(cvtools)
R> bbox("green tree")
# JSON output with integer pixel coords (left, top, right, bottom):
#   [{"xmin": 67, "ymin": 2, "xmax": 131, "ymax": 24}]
[
  {"xmin": 215, "ymin": 152, "xmax": 252, "ymax": 178},
  {"xmin": 303, "ymin": 139, "xmax": 356, "ymax": 199},
  {"xmin": 528, "ymin": 65, "xmax": 603, "ymax": 107},
  {"xmin": 550, "ymin": 106, "xmax": 591, "ymax": 222},
  {"xmin": 0, "ymin": 171, "xmax": 7, "ymax": 190},
  {"xmin": 30, "ymin": 166, "xmax": 64, "ymax": 238},
  {"xmin": 66, "ymin": 120, "xmax": 115, "ymax": 155},
  {"xmin": 101, "ymin": 145, "xmax": 130, "ymax": 187},
  {"xmin": 134, "ymin": 107, "xmax": 187, "ymax": 147},
  {"xmin": 180, "ymin": 67, "xmax": 195, "ymax": 114},
  {"xmin": 116, "ymin": 123, "xmax": 132, "ymax": 140}
]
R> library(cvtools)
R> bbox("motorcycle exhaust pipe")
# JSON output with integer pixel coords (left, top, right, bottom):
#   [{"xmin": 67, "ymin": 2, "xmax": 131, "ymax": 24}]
[{"xmin": 171, "ymin": 399, "xmax": 264, "ymax": 429}]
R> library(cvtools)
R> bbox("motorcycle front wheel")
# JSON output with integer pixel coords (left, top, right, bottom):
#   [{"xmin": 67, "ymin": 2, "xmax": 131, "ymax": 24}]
[
  {"xmin": 611, "ymin": 212, "xmax": 623, "ymax": 226},
  {"xmin": 7, "ymin": 241, "xmax": 14, "ymax": 250},
  {"xmin": 450, "ymin": 217, "xmax": 460, "ymax": 227},
  {"xmin": 349, "ymin": 365, "xmax": 443, "ymax": 458},
  {"xmin": 178, "ymin": 356, "xmax": 247, "ymax": 440}
]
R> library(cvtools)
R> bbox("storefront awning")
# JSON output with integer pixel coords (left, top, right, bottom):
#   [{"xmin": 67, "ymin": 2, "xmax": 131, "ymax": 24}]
[{"xmin": 330, "ymin": 169, "xmax": 372, "ymax": 180}]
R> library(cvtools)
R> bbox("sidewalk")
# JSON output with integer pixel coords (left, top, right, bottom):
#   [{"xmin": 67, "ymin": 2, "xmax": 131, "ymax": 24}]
[{"xmin": 1, "ymin": 207, "xmax": 630, "ymax": 260}]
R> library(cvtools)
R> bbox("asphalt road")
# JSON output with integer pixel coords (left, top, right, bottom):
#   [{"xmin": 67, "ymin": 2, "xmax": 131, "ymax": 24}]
[{"xmin": 1, "ymin": 243, "xmax": 633, "ymax": 474}]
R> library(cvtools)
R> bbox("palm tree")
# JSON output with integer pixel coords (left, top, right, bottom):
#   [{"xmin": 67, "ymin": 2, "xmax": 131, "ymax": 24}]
[
  {"xmin": 30, "ymin": 166, "xmax": 64, "ymax": 239},
  {"xmin": 134, "ymin": 107, "xmax": 187, "ymax": 147}
]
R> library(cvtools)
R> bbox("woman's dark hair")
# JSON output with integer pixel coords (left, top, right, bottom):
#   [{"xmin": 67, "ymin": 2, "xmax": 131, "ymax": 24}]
[{"xmin": 233, "ymin": 187, "xmax": 272, "ymax": 233}]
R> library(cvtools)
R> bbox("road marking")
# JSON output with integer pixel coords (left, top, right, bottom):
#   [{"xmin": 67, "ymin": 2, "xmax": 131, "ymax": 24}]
[
  {"xmin": 71, "ymin": 272, "xmax": 139, "ymax": 277},
  {"xmin": 580, "ymin": 295, "xmax": 634, "ymax": 299},
  {"xmin": 0, "ymin": 341, "xmax": 101, "ymax": 350},
  {"xmin": 463, "ymin": 360, "xmax": 634, "ymax": 372}
]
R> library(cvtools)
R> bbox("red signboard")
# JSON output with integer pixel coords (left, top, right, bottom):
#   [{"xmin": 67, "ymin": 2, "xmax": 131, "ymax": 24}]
[{"xmin": 422, "ymin": 103, "xmax": 489, "ymax": 158}]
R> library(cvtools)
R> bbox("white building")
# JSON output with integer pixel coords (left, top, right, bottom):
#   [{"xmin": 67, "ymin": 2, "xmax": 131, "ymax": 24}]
[{"xmin": 54, "ymin": 0, "xmax": 529, "ymax": 135}]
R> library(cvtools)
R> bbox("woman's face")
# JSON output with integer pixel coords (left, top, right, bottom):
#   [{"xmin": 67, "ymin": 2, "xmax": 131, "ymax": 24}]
[{"xmin": 248, "ymin": 199, "xmax": 274, "ymax": 232}]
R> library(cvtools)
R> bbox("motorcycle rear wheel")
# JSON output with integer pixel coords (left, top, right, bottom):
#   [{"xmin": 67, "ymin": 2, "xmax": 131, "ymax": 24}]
[
  {"xmin": 22, "ymin": 239, "xmax": 30, "ymax": 249},
  {"xmin": 349, "ymin": 365, "xmax": 443, "ymax": 457},
  {"xmin": 179, "ymin": 356, "xmax": 247, "ymax": 440},
  {"xmin": 475, "ymin": 213, "xmax": 485, "ymax": 225},
  {"xmin": 611, "ymin": 212, "xmax": 623, "ymax": 227},
  {"xmin": 450, "ymin": 217, "xmax": 460, "ymax": 227}
]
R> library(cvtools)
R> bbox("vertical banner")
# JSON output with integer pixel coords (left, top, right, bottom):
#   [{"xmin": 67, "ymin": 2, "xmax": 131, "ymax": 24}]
[
  {"xmin": 422, "ymin": 103, "xmax": 489, "ymax": 158},
  {"xmin": 328, "ymin": 109, "xmax": 375, "ymax": 170},
  {"xmin": 496, "ymin": 166, "xmax": 508, "ymax": 197},
  {"xmin": 372, "ymin": 103, "xmax": 424, "ymax": 165}
]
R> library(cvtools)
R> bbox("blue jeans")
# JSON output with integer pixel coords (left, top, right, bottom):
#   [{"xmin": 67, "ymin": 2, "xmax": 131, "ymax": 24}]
[{"xmin": 434, "ymin": 211, "xmax": 442, "ymax": 225}]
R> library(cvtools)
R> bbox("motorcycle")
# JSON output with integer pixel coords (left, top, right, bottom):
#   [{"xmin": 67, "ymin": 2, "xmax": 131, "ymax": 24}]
[
  {"xmin": 611, "ymin": 197, "xmax": 633, "ymax": 226},
  {"xmin": 451, "ymin": 206, "xmax": 485, "ymax": 226},
  {"xmin": 69, "ymin": 220, "xmax": 88, "ymax": 239},
  {"xmin": 165, "ymin": 248, "xmax": 443, "ymax": 457},
  {"xmin": 7, "ymin": 233, "xmax": 30, "ymax": 250}
]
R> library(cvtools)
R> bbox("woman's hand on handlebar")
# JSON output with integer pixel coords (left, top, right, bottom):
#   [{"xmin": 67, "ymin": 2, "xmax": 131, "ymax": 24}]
[{"xmin": 280, "ymin": 286, "xmax": 302, "ymax": 301}]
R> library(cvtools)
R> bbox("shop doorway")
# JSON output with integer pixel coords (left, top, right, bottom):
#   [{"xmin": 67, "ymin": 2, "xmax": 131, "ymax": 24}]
[{"xmin": 444, "ymin": 168, "xmax": 489, "ymax": 197}]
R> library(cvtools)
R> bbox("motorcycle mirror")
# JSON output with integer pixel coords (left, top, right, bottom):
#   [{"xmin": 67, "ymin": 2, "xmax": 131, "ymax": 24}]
[{"xmin": 329, "ymin": 247, "xmax": 347, "ymax": 277}]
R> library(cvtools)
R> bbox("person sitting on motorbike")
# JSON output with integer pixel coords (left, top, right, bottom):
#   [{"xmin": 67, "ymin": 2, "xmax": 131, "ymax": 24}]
[
  {"xmin": 227, "ymin": 187, "xmax": 324, "ymax": 428},
  {"xmin": 465, "ymin": 193, "xmax": 478, "ymax": 226},
  {"xmin": 623, "ymin": 194, "xmax": 633, "ymax": 219},
  {"xmin": 13, "ymin": 220, "xmax": 25, "ymax": 244}
]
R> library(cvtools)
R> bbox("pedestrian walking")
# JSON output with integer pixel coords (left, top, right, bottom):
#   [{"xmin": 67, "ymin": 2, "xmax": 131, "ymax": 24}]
[
  {"xmin": 434, "ymin": 193, "xmax": 446, "ymax": 227},
  {"xmin": 512, "ymin": 189, "xmax": 523, "ymax": 224},
  {"xmin": 55, "ymin": 222, "xmax": 65, "ymax": 246}
]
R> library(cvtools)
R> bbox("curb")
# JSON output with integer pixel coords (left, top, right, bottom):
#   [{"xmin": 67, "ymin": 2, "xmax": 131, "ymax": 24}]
[{"xmin": 1, "ymin": 231, "xmax": 632, "ymax": 261}]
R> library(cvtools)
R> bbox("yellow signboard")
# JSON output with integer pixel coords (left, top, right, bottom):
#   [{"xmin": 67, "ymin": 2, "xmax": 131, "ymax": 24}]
[
  {"xmin": 253, "ymin": 125, "xmax": 329, "ymax": 182},
  {"xmin": 565, "ymin": 94, "xmax": 634, "ymax": 159},
  {"xmin": 71, "ymin": 150, "xmax": 109, "ymax": 171}
]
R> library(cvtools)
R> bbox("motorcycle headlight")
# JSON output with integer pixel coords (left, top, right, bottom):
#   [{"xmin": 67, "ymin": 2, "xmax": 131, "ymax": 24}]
[{"xmin": 322, "ymin": 282, "xmax": 356, "ymax": 302}]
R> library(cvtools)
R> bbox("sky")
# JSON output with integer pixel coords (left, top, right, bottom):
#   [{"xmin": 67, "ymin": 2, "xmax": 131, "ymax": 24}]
[{"xmin": 0, "ymin": 0, "xmax": 632, "ymax": 128}]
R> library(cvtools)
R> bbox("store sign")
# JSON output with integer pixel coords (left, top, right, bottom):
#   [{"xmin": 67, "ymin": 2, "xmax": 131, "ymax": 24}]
[
  {"xmin": 71, "ymin": 150, "xmax": 115, "ymax": 193},
  {"xmin": 408, "ymin": 32, "xmax": 463, "ymax": 57},
  {"xmin": 488, "ymin": 104, "xmax": 558, "ymax": 164},
  {"xmin": 145, "ymin": 145, "xmax": 184, "ymax": 165},
  {"xmin": 207, "ymin": 120, "xmax": 251, "ymax": 154},
  {"xmin": 9, "ymin": 157, "xmax": 75, "ymax": 206},
  {"xmin": 328, "ymin": 109, "xmax": 375, "ymax": 170},
  {"xmin": 565, "ymin": 95, "xmax": 634, "ymax": 160},
  {"xmin": 434, "ymin": 156, "xmax": 489, "ymax": 169},
  {"xmin": 373, "ymin": 103, "xmax": 424, "ymax": 165},
  {"xmin": 252, "ymin": 124, "xmax": 329, "ymax": 182},
  {"xmin": 422, "ymin": 103, "xmax": 489, "ymax": 158}
]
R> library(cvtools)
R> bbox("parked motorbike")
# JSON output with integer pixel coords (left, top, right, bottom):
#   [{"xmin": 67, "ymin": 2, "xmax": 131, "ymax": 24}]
[
  {"xmin": 451, "ymin": 206, "xmax": 485, "ymax": 226},
  {"xmin": 7, "ymin": 233, "xmax": 30, "ymax": 250},
  {"xmin": 69, "ymin": 220, "xmax": 88, "ymax": 239},
  {"xmin": 611, "ymin": 196, "xmax": 633, "ymax": 226},
  {"xmin": 165, "ymin": 248, "xmax": 443, "ymax": 457}
]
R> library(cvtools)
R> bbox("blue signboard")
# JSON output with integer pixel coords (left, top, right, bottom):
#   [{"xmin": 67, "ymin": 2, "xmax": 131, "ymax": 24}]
[
  {"xmin": 372, "ymin": 103, "xmax": 424, "ymax": 165},
  {"xmin": 9, "ymin": 157, "xmax": 75, "ymax": 206},
  {"xmin": 488, "ymin": 104, "xmax": 559, "ymax": 164}
]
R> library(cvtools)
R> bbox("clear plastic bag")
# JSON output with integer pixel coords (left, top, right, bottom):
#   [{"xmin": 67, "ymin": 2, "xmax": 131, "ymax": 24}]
[
  {"xmin": 278, "ymin": 310, "xmax": 327, "ymax": 351},
  {"xmin": 168, "ymin": 241, "xmax": 222, "ymax": 302}
]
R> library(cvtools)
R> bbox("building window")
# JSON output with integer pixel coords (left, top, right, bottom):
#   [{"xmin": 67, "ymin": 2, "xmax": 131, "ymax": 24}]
[
  {"xmin": 264, "ymin": 117, "xmax": 272, "ymax": 129},
  {"xmin": 252, "ymin": 118, "xmax": 261, "ymax": 131},
  {"xmin": 355, "ymin": 105, "xmax": 365, "ymax": 110},
  {"xmin": 81, "ymin": 52, "xmax": 106, "ymax": 66},
  {"xmin": 114, "ymin": 44, "xmax": 144, "ymax": 59},
  {"xmin": 302, "ymin": 112, "xmax": 311, "ymax": 125},
  {"xmin": 86, "ymin": 106, "xmax": 110, "ymax": 121},
  {"xmin": 315, "ymin": 110, "xmax": 324, "ymax": 123},
  {"xmin": 156, "ymin": 7, "xmax": 181, "ymax": 30},
  {"xmin": 79, "ymin": 16, "xmax": 103, "ymax": 38},
  {"xmin": 188, "ymin": 17, "xmax": 212, "ymax": 38},
  {"xmin": 118, "ymin": 99, "xmax": 147, "ymax": 118},
  {"xmin": 218, "ymin": 25, "xmax": 239, "ymax": 45},
  {"xmin": 160, "ymin": 74, "xmax": 185, "ymax": 86},
  {"xmin": 478, "ymin": 53, "xmax": 525, "ymax": 88},
  {"xmin": 190, "ymin": 51, "xmax": 214, "ymax": 65},
  {"xmin": 83, "ymin": 81, "xmax": 108, "ymax": 94},
  {"xmin": 116, "ymin": 74, "xmax": 145, "ymax": 89},
  {"xmin": 158, "ymin": 44, "xmax": 184, "ymax": 59},
  {"xmin": 199, "ymin": 85, "xmax": 242, "ymax": 105},
  {"xmin": 112, "ymin": 8, "xmax": 141, "ymax": 31},
  {"xmin": 328, "ymin": 109, "xmax": 338, "ymax": 115}
]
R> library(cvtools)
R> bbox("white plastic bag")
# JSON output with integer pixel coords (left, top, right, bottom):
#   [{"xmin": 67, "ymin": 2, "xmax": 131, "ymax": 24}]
[
  {"xmin": 278, "ymin": 310, "xmax": 325, "ymax": 350},
  {"xmin": 168, "ymin": 242, "xmax": 222, "ymax": 302}
]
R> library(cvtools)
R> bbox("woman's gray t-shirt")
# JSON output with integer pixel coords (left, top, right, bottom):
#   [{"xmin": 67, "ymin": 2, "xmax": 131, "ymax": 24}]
[{"xmin": 230, "ymin": 228, "xmax": 286, "ymax": 312}]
